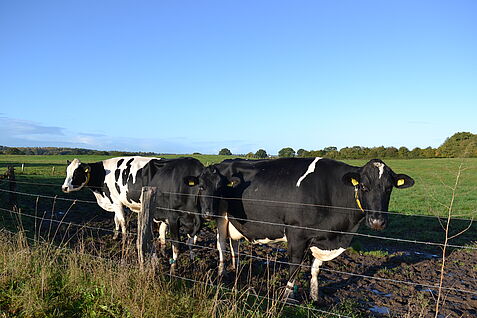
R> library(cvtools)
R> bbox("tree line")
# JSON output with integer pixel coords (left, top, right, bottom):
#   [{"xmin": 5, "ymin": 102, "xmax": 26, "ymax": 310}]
[
  {"xmin": 219, "ymin": 132, "xmax": 477, "ymax": 159},
  {"xmin": 1, "ymin": 132, "xmax": 476, "ymax": 159},
  {"xmin": 0, "ymin": 146, "xmax": 160, "ymax": 157}
]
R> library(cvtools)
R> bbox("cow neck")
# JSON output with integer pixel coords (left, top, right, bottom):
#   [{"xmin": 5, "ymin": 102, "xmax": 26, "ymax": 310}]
[{"xmin": 85, "ymin": 162, "xmax": 106, "ymax": 192}]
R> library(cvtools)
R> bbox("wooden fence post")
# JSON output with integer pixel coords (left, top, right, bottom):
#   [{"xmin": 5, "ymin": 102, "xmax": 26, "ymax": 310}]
[{"xmin": 137, "ymin": 186, "xmax": 158, "ymax": 269}]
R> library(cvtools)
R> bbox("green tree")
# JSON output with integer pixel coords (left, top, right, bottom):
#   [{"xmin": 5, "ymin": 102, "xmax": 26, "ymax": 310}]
[
  {"xmin": 255, "ymin": 149, "xmax": 268, "ymax": 158},
  {"xmin": 5, "ymin": 147, "xmax": 24, "ymax": 155},
  {"xmin": 278, "ymin": 147, "xmax": 295, "ymax": 158},
  {"xmin": 437, "ymin": 132, "xmax": 477, "ymax": 158},
  {"xmin": 398, "ymin": 146, "xmax": 410, "ymax": 159},
  {"xmin": 296, "ymin": 149, "xmax": 306, "ymax": 157},
  {"xmin": 218, "ymin": 148, "xmax": 232, "ymax": 156}
]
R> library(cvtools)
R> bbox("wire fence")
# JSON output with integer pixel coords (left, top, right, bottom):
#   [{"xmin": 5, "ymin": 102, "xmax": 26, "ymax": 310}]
[
  {"xmin": 0, "ymin": 187, "xmax": 475, "ymax": 251},
  {"xmin": 5, "ymin": 177, "xmax": 477, "ymax": 220},
  {"xmin": 1, "ymin": 179, "xmax": 477, "ymax": 316}
]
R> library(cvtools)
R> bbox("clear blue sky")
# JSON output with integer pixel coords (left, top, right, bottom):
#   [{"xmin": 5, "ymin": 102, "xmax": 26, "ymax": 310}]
[{"xmin": 1, "ymin": 0, "xmax": 476, "ymax": 154}]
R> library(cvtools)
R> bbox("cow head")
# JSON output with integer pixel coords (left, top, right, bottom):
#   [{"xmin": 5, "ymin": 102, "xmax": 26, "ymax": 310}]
[
  {"xmin": 62, "ymin": 159, "xmax": 91, "ymax": 193},
  {"xmin": 342, "ymin": 159, "xmax": 414, "ymax": 231},
  {"xmin": 188, "ymin": 165, "xmax": 240, "ymax": 217}
]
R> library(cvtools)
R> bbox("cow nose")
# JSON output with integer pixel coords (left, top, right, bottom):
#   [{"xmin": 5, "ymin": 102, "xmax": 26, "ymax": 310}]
[
  {"xmin": 369, "ymin": 218, "xmax": 386, "ymax": 230},
  {"xmin": 62, "ymin": 186, "xmax": 69, "ymax": 193}
]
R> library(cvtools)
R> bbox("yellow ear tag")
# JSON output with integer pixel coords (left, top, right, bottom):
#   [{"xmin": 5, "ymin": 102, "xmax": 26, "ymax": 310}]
[
  {"xmin": 351, "ymin": 178, "xmax": 359, "ymax": 186},
  {"xmin": 227, "ymin": 181, "xmax": 234, "ymax": 187},
  {"xmin": 85, "ymin": 168, "xmax": 89, "ymax": 173},
  {"xmin": 397, "ymin": 179, "xmax": 405, "ymax": 186},
  {"xmin": 188, "ymin": 181, "xmax": 196, "ymax": 186}
]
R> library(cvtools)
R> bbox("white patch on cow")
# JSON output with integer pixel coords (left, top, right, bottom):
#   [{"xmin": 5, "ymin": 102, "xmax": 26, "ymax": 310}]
[
  {"xmin": 296, "ymin": 157, "xmax": 321, "ymax": 187},
  {"xmin": 228, "ymin": 220, "xmax": 245, "ymax": 240},
  {"xmin": 62, "ymin": 159, "xmax": 83, "ymax": 192},
  {"xmin": 373, "ymin": 162, "xmax": 385, "ymax": 179},
  {"xmin": 102, "ymin": 156, "xmax": 160, "ymax": 212},
  {"xmin": 309, "ymin": 246, "xmax": 346, "ymax": 261},
  {"xmin": 253, "ymin": 235, "xmax": 287, "ymax": 245}
]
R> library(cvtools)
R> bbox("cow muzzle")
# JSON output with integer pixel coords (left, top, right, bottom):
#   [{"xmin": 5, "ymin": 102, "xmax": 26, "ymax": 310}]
[{"xmin": 367, "ymin": 217, "xmax": 387, "ymax": 231}]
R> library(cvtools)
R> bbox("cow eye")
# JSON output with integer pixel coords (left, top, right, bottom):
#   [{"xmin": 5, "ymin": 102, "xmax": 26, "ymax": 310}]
[
  {"xmin": 360, "ymin": 184, "xmax": 369, "ymax": 192},
  {"xmin": 199, "ymin": 186, "xmax": 205, "ymax": 191}
]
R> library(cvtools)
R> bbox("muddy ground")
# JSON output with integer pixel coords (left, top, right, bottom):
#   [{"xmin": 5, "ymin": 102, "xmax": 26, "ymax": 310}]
[
  {"xmin": 0, "ymin": 181, "xmax": 471, "ymax": 318},
  {"xmin": 21, "ymin": 203, "xmax": 473, "ymax": 318}
]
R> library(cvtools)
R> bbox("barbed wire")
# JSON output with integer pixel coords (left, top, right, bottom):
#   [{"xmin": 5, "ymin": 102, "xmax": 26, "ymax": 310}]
[
  {"xmin": 0, "ymin": 226, "xmax": 352, "ymax": 318},
  {"xmin": 0, "ymin": 187, "xmax": 475, "ymax": 251},
  {"xmin": 1, "ymin": 205, "xmax": 477, "ymax": 297},
  {"xmin": 5, "ymin": 178, "xmax": 477, "ymax": 220}
]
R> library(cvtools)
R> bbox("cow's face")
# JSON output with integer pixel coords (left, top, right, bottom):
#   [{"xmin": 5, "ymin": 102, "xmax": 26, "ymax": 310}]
[
  {"xmin": 192, "ymin": 166, "xmax": 223, "ymax": 217},
  {"xmin": 342, "ymin": 159, "xmax": 414, "ymax": 230},
  {"xmin": 62, "ymin": 159, "xmax": 91, "ymax": 193},
  {"xmin": 190, "ymin": 166, "xmax": 241, "ymax": 217}
]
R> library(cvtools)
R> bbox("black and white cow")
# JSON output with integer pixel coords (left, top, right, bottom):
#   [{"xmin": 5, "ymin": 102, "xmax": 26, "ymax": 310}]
[
  {"xmin": 194, "ymin": 157, "xmax": 414, "ymax": 301},
  {"xmin": 62, "ymin": 156, "xmax": 204, "ymax": 264}
]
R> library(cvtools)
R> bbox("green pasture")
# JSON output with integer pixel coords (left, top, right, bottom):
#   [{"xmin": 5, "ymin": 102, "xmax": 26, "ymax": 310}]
[
  {"xmin": 0, "ymin": 155, "xmax": 475, "ymax": 217},
  {"xmin": 0, "ymin": 155, "xmax": 476, "ymax": 251}
]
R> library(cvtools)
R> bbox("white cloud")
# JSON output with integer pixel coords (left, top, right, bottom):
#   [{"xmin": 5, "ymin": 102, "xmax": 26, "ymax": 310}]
[{"xmin": 0, "ymin": 116, "xmax": 255, "ymax": 154}]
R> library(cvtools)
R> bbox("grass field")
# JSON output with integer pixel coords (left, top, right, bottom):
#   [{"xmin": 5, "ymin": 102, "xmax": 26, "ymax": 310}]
[
  {"xmin": 1, "ymin": 154, "xmax": 475, "ymax": 249},
  {"xmin": 1, "ymin": 154, "xmax": 476, "ymax": 217},
  {"xmin": 0, "ymin": 155, "xmax": 476, "ymax": 317}
]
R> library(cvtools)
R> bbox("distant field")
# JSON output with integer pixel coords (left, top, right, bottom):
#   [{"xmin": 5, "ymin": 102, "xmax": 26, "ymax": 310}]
[{"xmin": 0, "ymin": 155, "xmax": 476, "ymax": 219}]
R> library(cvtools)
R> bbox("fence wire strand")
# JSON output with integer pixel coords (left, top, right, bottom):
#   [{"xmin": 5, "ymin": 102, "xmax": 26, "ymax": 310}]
[
  {"xmin": 1, "ymin": 204, "xmax": 477, "ymax": 297},
  {"xmin": 4, "ymin": 178, "xmax": 477, "ymax": 220}
]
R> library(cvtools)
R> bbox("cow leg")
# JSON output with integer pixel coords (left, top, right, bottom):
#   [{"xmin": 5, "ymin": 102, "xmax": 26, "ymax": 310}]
[
  {"xmin": 308, "ymin": 246, "xmax": 346, "ymax": 301},
  {"xmin": 168, "ymin": 218, "xmax": 180, "ymax": 274},
  {"xmin": 158, "ymin": 221, "xmax": 168, "ymax": 256},
  {"xmin": 310, "ymin": 258, "xmax": 323, "ymax": 301},
  {"xmin": 229, "ymin": 238, "xmax": 240, "ymax": 271},
  {"xmin": 113, "ymin": 206, "xmax": 126, "ymax": 240},
  {"xmin": 113, "ymin": 214, "xmax": 120, "ymax": 239},
  {"xmin": 284, "ymin": 237, "xmax": 307, "ymax": 302},
  {"xmin": 216, "ymin": 215, "xmax": 228, "ymax": 276},
  {"xmin": 186, "ymin": 234, "xmax": 196, "ymax": 260}
]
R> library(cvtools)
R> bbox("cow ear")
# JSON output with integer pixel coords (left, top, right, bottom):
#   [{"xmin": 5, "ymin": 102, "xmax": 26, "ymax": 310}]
[
  {"xmin": 227, "ymin": 177, "xmax": 241, "ymax": 188},
  {"xmin": 342, "ymin": 172, "xmax": 361, "ymax": 187},
  {"xmin": 184, "ymin": 176, "xmax": 199, "ymax": 187},
  {"xmin": 66, "ymin": 160, "xmax": 71, "ymax": 165},
  {"xmin": 394, "ymin": 174, "xmax": 414, "ymax": 189}
]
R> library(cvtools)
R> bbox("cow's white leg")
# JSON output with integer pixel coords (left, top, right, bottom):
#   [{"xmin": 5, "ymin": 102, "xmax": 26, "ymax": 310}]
[
  {"xmin": 229, "ymin": 238, "xmax": 239, "ymax": 270},
  {"xmin": 158, "ymin": 221, "xmax": 167, "ymax": 256},
  {"xmin": 170, "ymin": 244, "xmax": 179, "ymax": 274},
  {"xmin": 217, "ymin": 232, "xmax": 226, "ymax": 276},
  {"xmin": 310, "ymin": 258, "xmax": 323, "ymax": 301},
  {"xmin": 308, "ymin": 246, "xmax": 346, "ymax": 301},
  {"xmin": 114, "ymin": 206, "xmax": 126, "ymax": 239},
  {"xmin": 113, "ymin": 214, "xmax": 120, "ymax": 239},
  {"xmin": 217, "ymin": 215, "xmax": 228, "ymax": 276},
  {"xmin": 187, "ymin": 234, "xmax": 195, "ymax": 260},
  {"xmin": 284, "ymin": 280, "xmax": 295, "ymax": 300}
]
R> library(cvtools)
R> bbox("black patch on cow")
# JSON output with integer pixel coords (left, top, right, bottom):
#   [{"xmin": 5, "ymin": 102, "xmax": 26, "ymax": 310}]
[
  {"xmin": 115, "ymin": 183, "xmax": 120, "ymax": 194},
  {"xmin": 102, "ymin": 183, "xmax": 114, "ymax": 204},
  {"xmin": 115, "ymin": 169, "xmax": 120, "ymax": 182},
  {"xmin": 117, "ymin": 159, "xmax": 124, "ymax": 168},
  {"xmin": 122, "ymin": 158, "xmax": 134, "ymax": 186}
]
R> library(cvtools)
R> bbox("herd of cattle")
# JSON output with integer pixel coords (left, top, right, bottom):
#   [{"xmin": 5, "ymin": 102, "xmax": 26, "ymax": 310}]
[{"xmin": 61, "ymin": 156, "xmax": 414, "ymax": 302}]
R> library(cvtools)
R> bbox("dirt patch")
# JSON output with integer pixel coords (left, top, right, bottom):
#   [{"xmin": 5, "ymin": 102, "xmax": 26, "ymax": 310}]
[{"xmin": 22, "ymin": 207, "xmax": 477, "ymax": 317}]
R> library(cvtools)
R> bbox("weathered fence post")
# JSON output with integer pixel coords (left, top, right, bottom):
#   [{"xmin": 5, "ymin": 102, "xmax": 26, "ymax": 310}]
[
  {"xmin": 137, "ymin": 186, "xmax": 158, "ymax": 269},
  {"xmin": 1, "ymin": 166, "xmax": 18, "ymax": 211}
]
